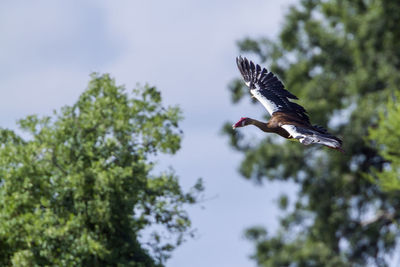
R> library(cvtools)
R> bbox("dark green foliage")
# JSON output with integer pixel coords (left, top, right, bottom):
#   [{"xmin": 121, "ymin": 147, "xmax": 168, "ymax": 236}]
[
  {"xmin": 225, "ymin": 0, "xmax": 400, "ymax": 266},
  {"xmin": 0, "ymin": 74, "xmax": 202, "ymax": 266},
  {"xmin": 368, "ymin": 94, "xmax": 400, "ymax": 192}
]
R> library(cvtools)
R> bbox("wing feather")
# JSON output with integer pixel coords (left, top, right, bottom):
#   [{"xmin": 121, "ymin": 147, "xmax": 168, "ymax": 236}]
[
  {"xmin": 281, "ymin": 124, "xmax": 342, "ymax": 148},
  {"xmin": 236, "ymin": 56, "xmax": 309, "ymax": 121}
]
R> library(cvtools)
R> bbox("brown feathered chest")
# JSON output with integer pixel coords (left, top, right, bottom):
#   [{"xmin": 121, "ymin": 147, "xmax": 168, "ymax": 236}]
[{"xmin": 267, "ymin": 112, "xmax": 312, "ymax": 139}]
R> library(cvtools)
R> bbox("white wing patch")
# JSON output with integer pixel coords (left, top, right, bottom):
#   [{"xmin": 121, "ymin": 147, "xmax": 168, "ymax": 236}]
[
  {"xmin": 281, "ymin": 124, "xmax": 341, "ymax": 148},
  {"xmin": 281, "ymin": 125, "xmax": 303, "ymax": 139},
  {"xmin": 250, "ymin": 89, "xmax": 281, "ymax": 116}
]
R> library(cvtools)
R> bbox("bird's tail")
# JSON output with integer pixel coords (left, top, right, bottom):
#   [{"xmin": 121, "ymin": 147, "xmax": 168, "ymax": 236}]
[{"xmin": 300, "ymin": 133, "xmax": 343, "ymax": 152}]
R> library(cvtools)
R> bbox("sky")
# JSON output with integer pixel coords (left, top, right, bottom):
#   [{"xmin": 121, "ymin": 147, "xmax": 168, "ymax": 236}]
[{"xmin": 0, "ymin": 1, "xmax": 298, "ymax": 266}]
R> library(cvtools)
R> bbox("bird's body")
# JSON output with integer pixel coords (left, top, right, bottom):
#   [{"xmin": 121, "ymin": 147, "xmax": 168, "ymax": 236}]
[{"xmin": 233, "ymin": 56, "xmax": 343, "ymax": 151}]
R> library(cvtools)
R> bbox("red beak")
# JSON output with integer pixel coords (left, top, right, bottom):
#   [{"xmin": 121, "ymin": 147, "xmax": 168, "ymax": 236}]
[{"xmin": 232, "ymin": 117, "xmax": 247, "ymax": 129}]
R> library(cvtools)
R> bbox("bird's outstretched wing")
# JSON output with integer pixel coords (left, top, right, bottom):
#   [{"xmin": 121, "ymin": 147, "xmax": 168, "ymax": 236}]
[{"xmin": 236, "ymin": 56, "xmax": 309, "ymax": 122}]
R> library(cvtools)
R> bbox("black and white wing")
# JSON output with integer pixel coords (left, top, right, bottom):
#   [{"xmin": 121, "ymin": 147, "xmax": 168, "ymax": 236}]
[{"xmin": 236, "ymin": 56, "xmax": 309, "ymax": 121}]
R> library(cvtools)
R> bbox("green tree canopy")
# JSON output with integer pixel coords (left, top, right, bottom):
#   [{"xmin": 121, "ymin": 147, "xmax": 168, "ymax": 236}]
[
  {"xmin": 224, "ymin": 0, "xmax": 400, "ymax": 266},
  {"xmin": 368, "ymin": 94, "xmax": 400, "ymax": 192},
  {"xmin": 0, "ymin": 74, "xmax": 202, "ymax": 266}
]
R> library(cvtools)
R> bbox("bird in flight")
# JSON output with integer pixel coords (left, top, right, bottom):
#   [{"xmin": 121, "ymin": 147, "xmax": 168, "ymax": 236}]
[{"xmin": 233, "ymin": 56, "xmax": 343, "ymax": 152}]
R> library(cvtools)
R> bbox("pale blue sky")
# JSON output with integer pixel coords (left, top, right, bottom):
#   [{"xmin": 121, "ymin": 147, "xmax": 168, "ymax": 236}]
[{"xmin": 0, "ymin": 1, "xmax": 298, "ymax": 266}]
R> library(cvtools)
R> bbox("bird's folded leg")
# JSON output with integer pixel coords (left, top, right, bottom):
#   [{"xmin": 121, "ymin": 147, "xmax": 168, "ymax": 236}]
[{"xmin": 299, "ymin": 137, "xmax": 313, "ymax": 145}]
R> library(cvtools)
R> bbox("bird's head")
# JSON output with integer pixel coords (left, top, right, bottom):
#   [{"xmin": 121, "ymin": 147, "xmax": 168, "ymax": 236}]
[{"xmin": 232, "ymin": 117, "xmax": 250, "ymax": 129}]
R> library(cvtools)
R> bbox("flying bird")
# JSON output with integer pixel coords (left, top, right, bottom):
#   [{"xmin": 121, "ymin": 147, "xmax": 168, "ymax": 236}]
[{"xmin": 233, "ymin": 56, "xmax": 343, "ymax": 152}]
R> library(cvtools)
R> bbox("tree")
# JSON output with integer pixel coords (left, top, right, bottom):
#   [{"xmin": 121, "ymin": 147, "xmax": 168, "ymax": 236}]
[
  {"xmin": 0, "ymin": 74, "xmax": 202, "ymax": 266},
  {"xmin": 368, "ymin": 94, "xmax": 400, "ymax": 192},
  {"xmin": 224, "ymin": 0, "xmax": 400, "ymax": 266}
]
